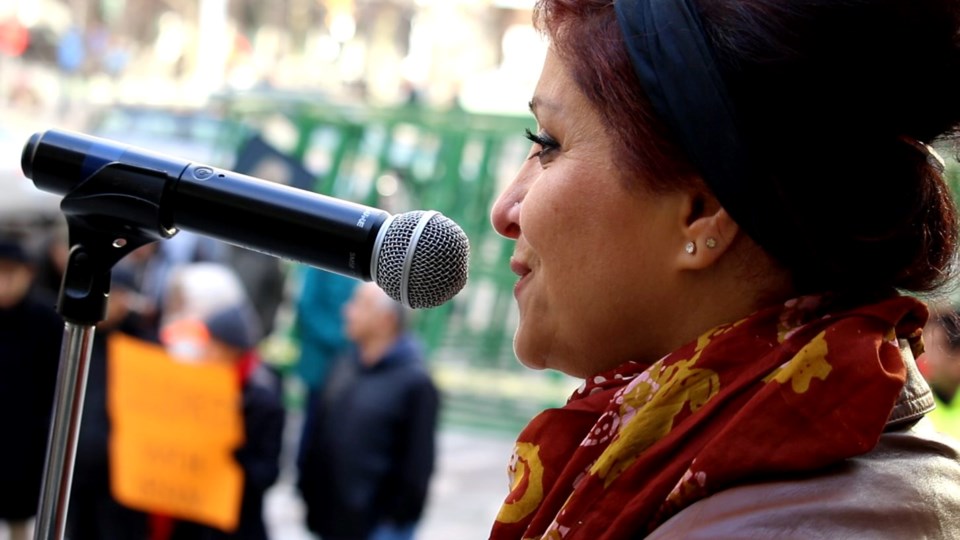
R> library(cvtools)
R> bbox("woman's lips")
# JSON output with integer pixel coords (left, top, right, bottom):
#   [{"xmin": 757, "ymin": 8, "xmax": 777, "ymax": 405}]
[{"xmin": 510, "ymin": 259, "xmax": 532, "ymax": 297}]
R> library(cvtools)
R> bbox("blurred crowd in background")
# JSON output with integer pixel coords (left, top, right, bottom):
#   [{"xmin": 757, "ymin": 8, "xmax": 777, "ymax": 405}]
[
  {"xmin": 0, "ymin": 228, "xmax": 440, "ymax": 539},
  {"xmin": 0, "ymin": 0, "xmax": 545, "ymax": 116},
  {"xmin": 0, "ymin": 1, "xmax": 552, "ymax": 538},
  {"xmin": 0, "ymin": 0, "xmax": 570, "ymax": 430}
]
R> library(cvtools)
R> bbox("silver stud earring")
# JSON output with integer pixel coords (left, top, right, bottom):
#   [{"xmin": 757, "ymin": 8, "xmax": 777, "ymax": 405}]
[
  {"xmin": 684, "ymin": 241, "xmax": 696, "ymax": 255},
  {"xmin": 705, "ymin": 237, "xmax": 718, "ymax": 249}
]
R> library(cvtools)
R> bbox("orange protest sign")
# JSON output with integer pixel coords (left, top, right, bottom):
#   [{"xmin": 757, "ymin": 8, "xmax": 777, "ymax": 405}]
[{"xmin": 107, "ymin": 333, "xmax": 244, "ymax": 532}]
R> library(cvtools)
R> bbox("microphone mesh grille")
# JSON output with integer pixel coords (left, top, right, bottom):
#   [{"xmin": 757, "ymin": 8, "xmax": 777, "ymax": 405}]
[{"xmin": 375, "ymin": 211, "xmax": 470, "ymax": 309}]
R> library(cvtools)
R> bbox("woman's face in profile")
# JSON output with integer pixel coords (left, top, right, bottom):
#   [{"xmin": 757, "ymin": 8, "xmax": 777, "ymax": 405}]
[{"xmin": 491, "ymin": 50, "xmax": 689, "ymax": 378}]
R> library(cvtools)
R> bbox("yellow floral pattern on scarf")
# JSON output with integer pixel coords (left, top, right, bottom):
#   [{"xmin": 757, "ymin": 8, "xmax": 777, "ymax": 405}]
[
  {"xmin": 489, "ymin": 294, "xmax": 923, "ymax": 540},
  {"xmin": 590, "ymin": 328, "xmax": 722, "ymax": 487},
  {"xmin": 498, "ymin": 442, "xmax": 546, "ymax": 524},
  {"xmin": 763, "ymin": 330, "xmax": 831, "ymax": 393}
]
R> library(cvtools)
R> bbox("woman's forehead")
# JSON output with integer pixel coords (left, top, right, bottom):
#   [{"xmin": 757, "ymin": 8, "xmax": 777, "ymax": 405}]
[{"xmin": 531, "ymin": 52, "xmax": 604, "ymax": 130}]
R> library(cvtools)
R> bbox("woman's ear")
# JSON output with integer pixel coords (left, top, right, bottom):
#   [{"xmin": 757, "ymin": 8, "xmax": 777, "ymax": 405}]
[{"xmin": 675, "ymin": 191, "xmax": 739, "ymax": 271}]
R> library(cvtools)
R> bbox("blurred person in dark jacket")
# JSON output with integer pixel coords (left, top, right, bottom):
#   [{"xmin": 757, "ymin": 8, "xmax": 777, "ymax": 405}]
[
  {"xmin": 162, "ymin": 302, "xmax": 285, "ymax": 540},
  {"xmin": 31, "ymin": 223, "xmax": 69, "ymax": 306},
  {"xmin": 297, "ymin": 281, "xmax": 439, "ymax": 540},
  {"xmin": 0, "ymin": 237, "xmax": 64, "ymax": 540}
]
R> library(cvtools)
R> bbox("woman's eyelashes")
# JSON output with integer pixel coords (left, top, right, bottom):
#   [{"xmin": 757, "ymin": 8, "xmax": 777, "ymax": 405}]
[{"xmin": 525, "ymin": 128, "xmax": 560, "ymax": 164}]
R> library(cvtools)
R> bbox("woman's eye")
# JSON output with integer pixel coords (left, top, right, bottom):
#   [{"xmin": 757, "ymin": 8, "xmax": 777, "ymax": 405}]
[{"xmin": 524, "ymin": 128, "xmax": 560, "ymax": 164}]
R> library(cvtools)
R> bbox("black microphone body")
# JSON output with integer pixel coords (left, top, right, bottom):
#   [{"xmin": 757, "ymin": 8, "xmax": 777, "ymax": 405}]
[
  {"xmin": 175, "ymin": 162, "xmax": 389, "ymax": 280},
  {"xmin": 22, "ymin": 129, "xmax": 469, "ymax": 308},
  {"xmin": 23, "ymin": 129, "xmax": 388, "ymax": 280}
]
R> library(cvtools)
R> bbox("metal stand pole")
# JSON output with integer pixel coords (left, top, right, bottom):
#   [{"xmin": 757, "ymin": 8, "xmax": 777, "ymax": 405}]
[{"xmin": 34, "ymin": 323, "xmax": 96, "ymax": 540}]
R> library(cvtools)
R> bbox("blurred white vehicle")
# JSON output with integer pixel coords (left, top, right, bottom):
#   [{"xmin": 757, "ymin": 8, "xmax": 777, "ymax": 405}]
[{"xmin": 0, "ymin": 123, "xmax": 61, "ymax": 224}]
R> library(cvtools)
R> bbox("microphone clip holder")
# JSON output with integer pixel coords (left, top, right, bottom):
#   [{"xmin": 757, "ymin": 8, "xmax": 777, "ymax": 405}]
[{"xmin": 57, "ymin": 161, "xmax": 177, "ymax": 324}]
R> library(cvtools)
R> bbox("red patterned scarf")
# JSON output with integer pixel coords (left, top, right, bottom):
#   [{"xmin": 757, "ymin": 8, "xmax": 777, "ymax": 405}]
[{"xmin": 490, "ymin": 294, "xmax": 926, "ymax": 540}]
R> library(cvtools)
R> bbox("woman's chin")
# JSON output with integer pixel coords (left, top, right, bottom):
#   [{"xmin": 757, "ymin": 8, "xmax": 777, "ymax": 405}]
[{"xmin": 512, "ymin": 334, "xmax": 547, "ymax": 372}]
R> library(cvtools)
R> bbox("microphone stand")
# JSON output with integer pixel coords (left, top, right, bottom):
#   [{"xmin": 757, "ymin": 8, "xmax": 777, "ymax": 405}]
[{"xmin": 32, "ymin": 162, "xmax": 174, "ymax": 540}]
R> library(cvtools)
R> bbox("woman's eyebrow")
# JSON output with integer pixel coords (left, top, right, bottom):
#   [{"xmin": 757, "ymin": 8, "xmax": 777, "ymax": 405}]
[{"xmin": 529, "ymin": 97, "xmax": 559, "ymax": 116}]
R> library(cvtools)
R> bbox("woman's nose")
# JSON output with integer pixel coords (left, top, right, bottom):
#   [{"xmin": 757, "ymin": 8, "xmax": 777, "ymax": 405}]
[{"xmin": 491, "ymin": 187, "xmax": 523, "ymax": 239}]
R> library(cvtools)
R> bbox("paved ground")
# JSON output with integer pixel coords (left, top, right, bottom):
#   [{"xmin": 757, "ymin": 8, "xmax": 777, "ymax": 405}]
[{"xmin": 265, "ymin": 427, "xmax": 517, "ymax": 540}]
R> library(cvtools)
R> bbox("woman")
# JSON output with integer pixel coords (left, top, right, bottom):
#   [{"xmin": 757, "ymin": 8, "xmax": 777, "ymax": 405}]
[{"xmin": 488, "ymin": 0, "xmax": 960, "ymax": 538}]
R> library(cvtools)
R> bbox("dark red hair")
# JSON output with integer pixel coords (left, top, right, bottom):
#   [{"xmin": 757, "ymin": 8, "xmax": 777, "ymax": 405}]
[
  {"xmin": 533, "ymin": 0, "xmax": 960, "ymax": 295},
  {"xmin": 532, "ymin": 0, "xmax": 699, "ymax": 193}
]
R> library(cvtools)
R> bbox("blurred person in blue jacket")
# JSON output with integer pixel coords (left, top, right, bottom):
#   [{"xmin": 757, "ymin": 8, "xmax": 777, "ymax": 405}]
[
  {"xmin": 297, "ymin": 281, "xmax": 439, "ymax": 540},
  {"xmin": 293, "ymin": 268, "xmax": 358, "ymax": 390}
]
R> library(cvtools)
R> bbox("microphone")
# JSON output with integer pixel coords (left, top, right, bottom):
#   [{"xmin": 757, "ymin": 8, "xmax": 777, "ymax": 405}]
[{"xmin": 21, "ymin": 129, "xmax": 470, "ymax": 309}]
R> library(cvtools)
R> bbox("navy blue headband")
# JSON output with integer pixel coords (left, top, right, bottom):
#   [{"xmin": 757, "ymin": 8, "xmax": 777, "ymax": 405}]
[{"xmin": 615, "ymin": 0, "xmax": 786, "ymax": 258}]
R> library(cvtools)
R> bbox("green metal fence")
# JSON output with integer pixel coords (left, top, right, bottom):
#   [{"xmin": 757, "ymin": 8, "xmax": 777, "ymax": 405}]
[{"xmin": 213, "ymin": 90, "xmax": 575, "ymax": 434}]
